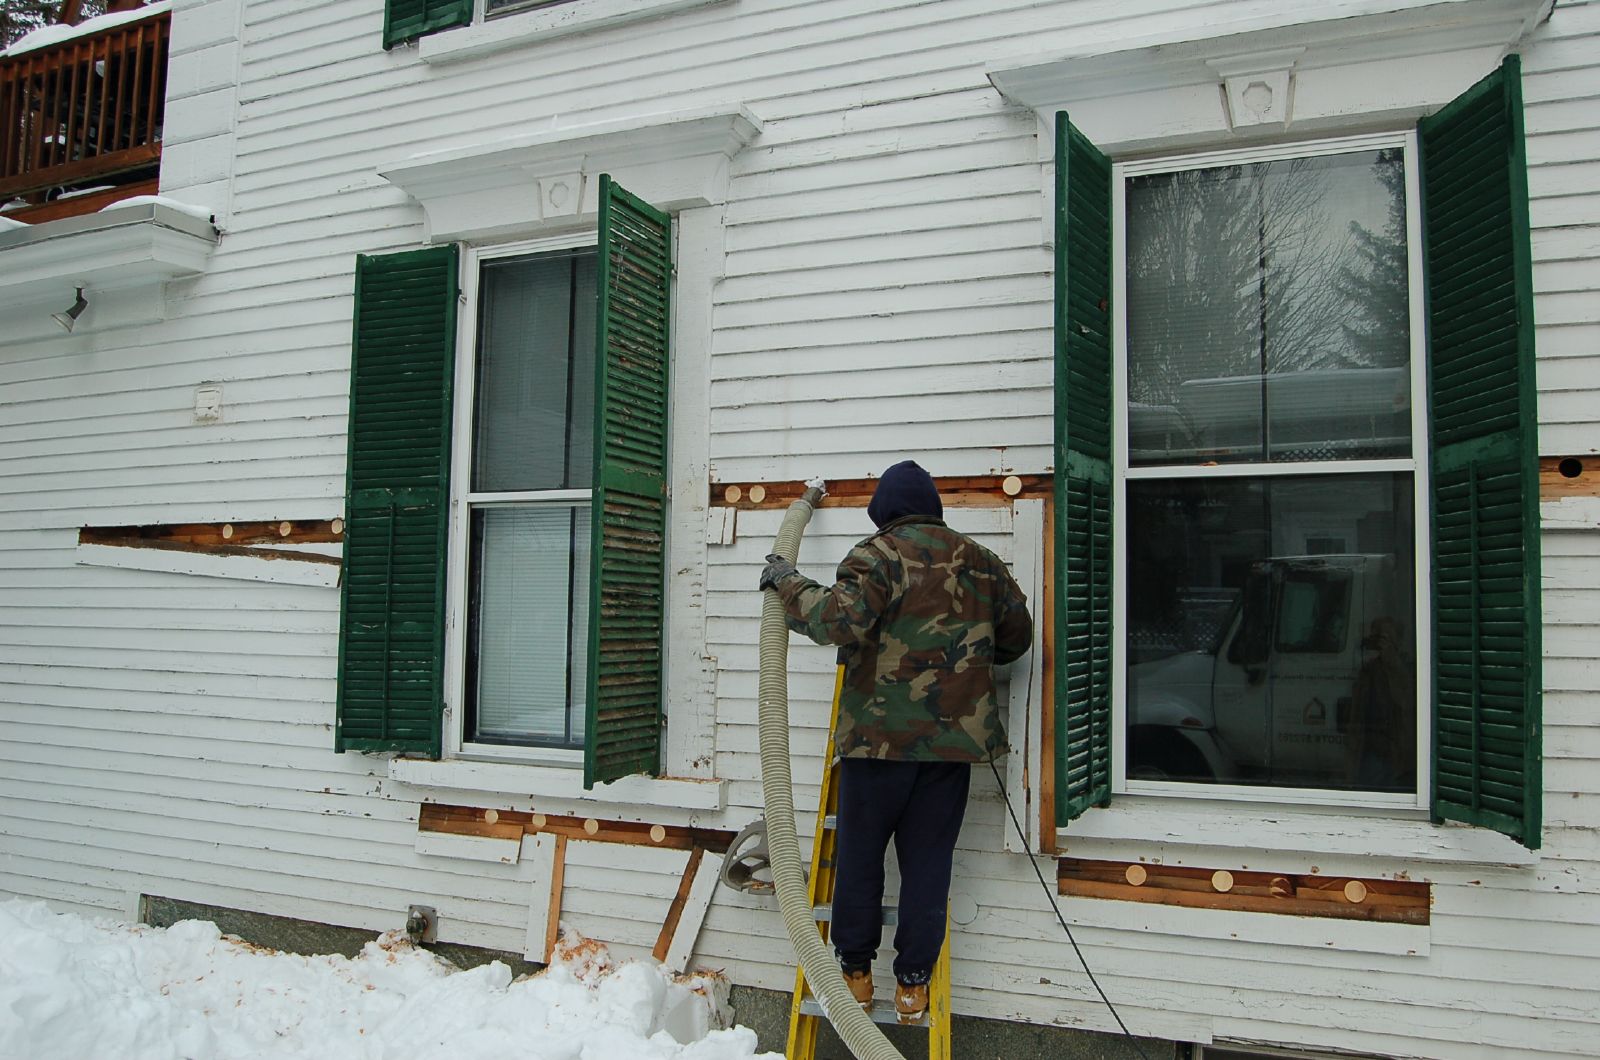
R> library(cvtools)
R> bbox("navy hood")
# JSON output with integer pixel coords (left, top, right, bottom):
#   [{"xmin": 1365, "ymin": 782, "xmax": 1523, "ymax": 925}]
[{"xmin": 867, "ymin": 460, "xmax": 943, "ymax": 529}]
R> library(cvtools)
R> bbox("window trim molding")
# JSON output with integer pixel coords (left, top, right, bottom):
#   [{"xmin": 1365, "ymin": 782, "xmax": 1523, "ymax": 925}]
[
  {"xmin": 377, "ymin": 105, "xmax": 760, "ymax": 245},
  {"xmin": 419, "ymin": 0, "xmax": 731, "ymax": 65},
  {"xmin": 1108, "ymin": 130, "xmax": 1434, "ymax": 811}
]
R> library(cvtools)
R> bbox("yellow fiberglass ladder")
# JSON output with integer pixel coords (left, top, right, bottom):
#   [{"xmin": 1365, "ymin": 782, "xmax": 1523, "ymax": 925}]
[{"xmin": 786, "ymin": 664, "xmax": 953, "ymax": 1059}]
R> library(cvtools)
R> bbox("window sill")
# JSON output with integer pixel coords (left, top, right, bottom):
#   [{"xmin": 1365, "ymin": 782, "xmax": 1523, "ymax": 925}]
[
  {"xmin": 419, "ymin": 0, "xmax": 729, "ymax": 65},
  {"xmin": 387, "ymin": 757, "xmax": 726, "ymax": 811},
  {"xmin": 1059, "ymin": 797, "xmax": 1538, "ymax": 869}
]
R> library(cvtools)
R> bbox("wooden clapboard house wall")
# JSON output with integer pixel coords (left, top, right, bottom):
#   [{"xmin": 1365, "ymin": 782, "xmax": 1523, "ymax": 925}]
[{"xmin": 0, "ymin": 1, "xmax": 1597, "ymax": 1057}]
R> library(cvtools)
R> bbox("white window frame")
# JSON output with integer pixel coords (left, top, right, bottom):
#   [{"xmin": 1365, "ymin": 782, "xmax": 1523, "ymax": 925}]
[
  {"xmin": 1108, "ymin": 130, "xmax": 1432, "ymax": 812},
  {"xmin": 421, "ymin": 0, "xmax": 727, "ymax": 64},
  {"xmin": 444, "ymin": 230, "xmax": 599, "ymax": 767}
]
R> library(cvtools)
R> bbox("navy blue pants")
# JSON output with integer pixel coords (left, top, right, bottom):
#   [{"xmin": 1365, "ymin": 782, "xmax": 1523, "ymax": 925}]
[{"xmin": 830, "ymin": 758, "xmax": 971, "ymax": 984}]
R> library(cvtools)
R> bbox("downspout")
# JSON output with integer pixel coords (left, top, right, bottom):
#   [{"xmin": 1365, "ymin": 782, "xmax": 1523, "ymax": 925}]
[{"xmin": 759, "ymin": 482, "xmax": 905, "ymax": 1060}]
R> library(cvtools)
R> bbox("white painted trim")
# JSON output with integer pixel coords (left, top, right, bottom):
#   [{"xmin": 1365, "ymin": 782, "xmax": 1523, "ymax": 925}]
[
  {"xmin": 1053, "ymin": 882, "xmax": 1432, "ymax": 957},
  {"xmin": 1402, "ymin": 127, "xmax": 1434, "ymax": 808},
  {"xmin": 988, "ymin": 0, "xmax": 1547, "ymax": 155},
  {"xmin": 388, "ymin": 757, "xmax": 726, "ymax": 811},
  {"xmin": 521, "ymin": 832, "xmax": 560, "ymax": 961},
  {"xmin": 1116, "ymin": 131, "xmax": 1410, "ymax": 177},
  {"xmin": 377, "ymin": 106, "xmax": 761, "ymax": 244},
  {"xmin": 1004, "ymin": 500, "xmax": 1046, "ymax": 854},
  {"xmin": 1058, "ymin": 797, "xmax": 1538, "ymax": 869},
  {"xmin": 0, "ymin": 202, "xmax": 217, "ymax": 307},
  {"xmin": 661, "ymin": 848, "xmax": 722, "ymax": 973},
  {"xmin": 74, "ymin": 541, "xmax": 340, "ymax": 588},
  {"xmin": 414, "ymin": 830, "xmax": 522, "ymax": 865},
  {"xmin": 661, "ymin": 206, "xmax": 724, "ymax": 779},
  {"xmin": 421, "ymin": 0, "xmax": 731, "ymax": 65},
  {"xmin": 1108, "ymin": 135, "xmax": 1431, "ymax": 812}
]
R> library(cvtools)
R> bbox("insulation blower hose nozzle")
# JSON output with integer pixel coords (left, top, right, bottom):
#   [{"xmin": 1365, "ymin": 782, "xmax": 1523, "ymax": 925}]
[{"xmin": 759, "ymin": 486, "xmax": 905, "ymax": 1060}]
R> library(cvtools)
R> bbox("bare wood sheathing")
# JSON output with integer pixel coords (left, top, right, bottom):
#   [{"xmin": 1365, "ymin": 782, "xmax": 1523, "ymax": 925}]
[
  {"xmin": 78, "ymin": 520, "xmax": 343, "ymax": 566},
  {"xmin": 1058, "ymin": 858, "xmax": 1430, "ymax": 925}
]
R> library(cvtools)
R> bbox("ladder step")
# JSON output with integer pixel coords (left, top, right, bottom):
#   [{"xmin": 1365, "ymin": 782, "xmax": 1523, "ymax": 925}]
[
  {"xmin": 798, "ymin": 995, "xmax": 927, "ymax": 1028},
  {"xmin": 823, "ymin": 814, "xmax": 837, "ymax": 830},
  {"xmin": 812, "ymin": 902, "xmax": 897, "ymax": 925}
]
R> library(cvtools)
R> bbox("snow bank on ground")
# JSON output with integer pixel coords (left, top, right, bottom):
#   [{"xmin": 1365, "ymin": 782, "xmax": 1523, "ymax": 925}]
[{"xmin": 0, "ymin": 900, "xmax": 780, "ymax": 1060}]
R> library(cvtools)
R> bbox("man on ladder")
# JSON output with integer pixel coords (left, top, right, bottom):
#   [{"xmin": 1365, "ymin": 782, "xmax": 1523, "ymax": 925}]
[{"xmin": 760, "ymin": 460, "xmax": 1033, "ymax": 1025}]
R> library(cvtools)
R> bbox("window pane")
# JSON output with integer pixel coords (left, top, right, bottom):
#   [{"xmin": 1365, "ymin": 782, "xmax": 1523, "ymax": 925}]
[
  {"xmin": 487, "ymin": 0, "xmax": 573, "ymax": 13},
  {"xmin": 1125, "ymin": 473, "xmax": 1416, "ymax": 793},
  {"xmin": 1126, "ymin": 149, "xmax": 1411, "ymax": 465},
  {"xmin": 467, "ymin": 504, "xmax": 592, "ymax": 747},
  {"xmin": 472, "ymin": 248, "xmax": 597, "ymax": 492}
]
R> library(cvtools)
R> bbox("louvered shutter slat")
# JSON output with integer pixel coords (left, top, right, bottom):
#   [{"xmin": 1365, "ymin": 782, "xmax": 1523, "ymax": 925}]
[
  {"xmin": 585, "ymin": 176, "xmax": 671, "ymax": 789},
  {"xmin": 1420, "ymin": 56, "xmax": 1541, "ymax": 849},
  {"xmin": 1054, "ymin": 113, "xmax": 1115, "ymax": 823},
  {"xmin": 336, "ymin": 246, "xmax": 458, "ymax": 758}
]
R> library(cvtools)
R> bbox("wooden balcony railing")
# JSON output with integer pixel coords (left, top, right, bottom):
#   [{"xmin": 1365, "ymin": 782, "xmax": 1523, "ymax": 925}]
[{"xmin": 0, "ymin": 7, "xmax": 169, "ymax": 201}]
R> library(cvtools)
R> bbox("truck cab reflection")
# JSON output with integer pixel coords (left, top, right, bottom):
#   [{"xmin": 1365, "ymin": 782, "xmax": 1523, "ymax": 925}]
[{"xmin": 1127, "ymin": 555, "xmax": 1416, "ymax": 794}]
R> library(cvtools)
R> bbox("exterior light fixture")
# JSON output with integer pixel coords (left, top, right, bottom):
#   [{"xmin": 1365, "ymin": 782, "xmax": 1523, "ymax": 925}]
[{"xmin": 52, "ymin": 287, "xmax": 89, "ymax": 332}]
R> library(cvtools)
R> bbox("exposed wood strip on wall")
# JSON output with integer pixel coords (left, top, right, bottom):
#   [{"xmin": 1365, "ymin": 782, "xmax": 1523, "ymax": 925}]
[
  {"xmin": 545, "ymin": 834, "xmax": 568, "ymax": 962},
  {"xmin": 1541, "ymin": 456, "xmax": 1599, "ymax": 500},
  {"xmin": 1058, "ymin": 858, "xmax": 1430, "ymax": 925},
  {"xmin": 418, "ymin": 803, "xmax": 738, "ymax": 853},
  {"xmin": 80, "ymin": 519, "xmax": 345, "ymax": 547},
  {"xmin": 709, "ymin": 474, "xmax": 1051, "ymax": 510}
]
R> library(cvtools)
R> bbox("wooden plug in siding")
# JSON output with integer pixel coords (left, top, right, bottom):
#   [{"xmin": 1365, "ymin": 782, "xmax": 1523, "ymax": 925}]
[
  {"xmin": 1057, "ymin": 859, "xmax": 1430, "ymax": 925},
  {"xmin": 1541, "ymin": 456, "xmax": 1599, "ymax": 500},
  {"xmin": 709, "ymin": 474, "xmax": 1053, "ymax": 511},
  {"xmin": 417, "ymin": 803, "xmax": 738, "ymax": 853}
]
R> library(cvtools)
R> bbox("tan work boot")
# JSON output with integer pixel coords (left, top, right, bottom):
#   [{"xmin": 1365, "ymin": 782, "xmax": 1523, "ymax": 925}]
[
  {"xmin": 843, "ymin": 969, "xmax": 874, "ymax": 1013},
  {"xmin": 894, "ymin": 981, "xmax": 928, "ymax": 1024}
]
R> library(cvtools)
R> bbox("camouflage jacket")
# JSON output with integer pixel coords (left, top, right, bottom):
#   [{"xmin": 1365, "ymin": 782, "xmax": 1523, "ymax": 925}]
[{"xmin": 771, "ymin": 516, "xmax": 1033, "ymax": 763}]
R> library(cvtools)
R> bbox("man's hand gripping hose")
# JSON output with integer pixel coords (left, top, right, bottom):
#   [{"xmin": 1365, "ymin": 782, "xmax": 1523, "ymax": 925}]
[{"xmin": 757, "ymin": 479, "xmax": 906, "ymax": 1060}]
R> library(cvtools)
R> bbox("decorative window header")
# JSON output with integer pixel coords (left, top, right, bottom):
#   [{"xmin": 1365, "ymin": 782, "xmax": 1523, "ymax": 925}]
[{"xmin": 377, "ymin": 106, "xmax": 761, "ymax": 243}]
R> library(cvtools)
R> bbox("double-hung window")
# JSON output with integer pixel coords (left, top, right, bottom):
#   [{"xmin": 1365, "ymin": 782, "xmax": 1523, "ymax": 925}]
[
  {"xmin": 1052, "ymin": 57, "xmax": 1543, "ymax": 847},
  {"xmin": 456, "ymin": 241, "xmax": 598, "ymax": 758},
  {"xmin": 336, "ymin": 177, "xmax": 675, "ymax": 790},
  {"xmin": 1117, "ymin": 136, "xmax": 1426, "ymax": 806}
]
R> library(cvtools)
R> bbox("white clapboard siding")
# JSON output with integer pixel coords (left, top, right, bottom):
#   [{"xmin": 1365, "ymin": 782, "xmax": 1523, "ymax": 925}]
[{"xmin": 0, "ymin": 0, "xmax": 1596, "ymax": 1058}]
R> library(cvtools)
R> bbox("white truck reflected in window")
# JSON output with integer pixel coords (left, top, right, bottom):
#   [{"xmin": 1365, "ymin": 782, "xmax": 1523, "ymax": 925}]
[{"xmin": 1127, "ymin": 555, "xmax": 1417, "ymax": 794}]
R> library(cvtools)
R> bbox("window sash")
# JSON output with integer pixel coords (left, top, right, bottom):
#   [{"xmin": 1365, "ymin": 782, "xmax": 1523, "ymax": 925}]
[
  {"xmin": 446, "ymin": 233, "xmax": 599, "ymax": 766},
  {"xmin": 1109, "ymin": 132, "xmax": 1433, "ymax": 809}
]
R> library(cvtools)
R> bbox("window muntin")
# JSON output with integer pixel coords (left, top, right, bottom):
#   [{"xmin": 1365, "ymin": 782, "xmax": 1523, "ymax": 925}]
[
  {"xmin": 1126, "ymin": 148, "xmax": 1411, "ymax": 466},
  {"xmin": 459, "ymin": 244, "xmax": 598, "ymax": 753},
  {"xmin": 1115, "ymin": 134, "xmax": 1428, "ymax": 806}
]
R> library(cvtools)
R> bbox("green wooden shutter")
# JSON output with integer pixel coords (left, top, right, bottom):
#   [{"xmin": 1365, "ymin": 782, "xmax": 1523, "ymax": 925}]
[
  {"xmin": 585, "ymin": 175, "xmax": 672, "ymax": 788},
  {"xmin": 384, "ymin": 0, "xmax": 472, "ymax": 49},
  {"xmin": 1054, "ymin": 113, "xmax": 1115, "ymax": 823},
  {"xmin": 1420, "ymin": 56, "xmax": 1542, "ymax": 848},
  {"xmin": 336, "ymin": 245, "xmax": 459, "ymax": 757}
]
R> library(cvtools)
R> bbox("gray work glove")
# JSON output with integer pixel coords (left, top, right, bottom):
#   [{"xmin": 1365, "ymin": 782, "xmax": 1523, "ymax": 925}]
[{"xmin": 758, "ymin": 554, "xmax": 797, "ymax": 591}]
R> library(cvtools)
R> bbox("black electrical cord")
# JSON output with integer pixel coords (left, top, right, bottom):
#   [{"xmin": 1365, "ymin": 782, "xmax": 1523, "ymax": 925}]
[{"xmin": 988, "ymin": 757, "xmax": 1154, "ymax": 1060}]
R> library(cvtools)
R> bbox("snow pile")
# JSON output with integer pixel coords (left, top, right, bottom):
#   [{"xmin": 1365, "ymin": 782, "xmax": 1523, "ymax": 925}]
[{"xmin": 0, "ymin": 900, "xmax": 780, "ymax": 1060}]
